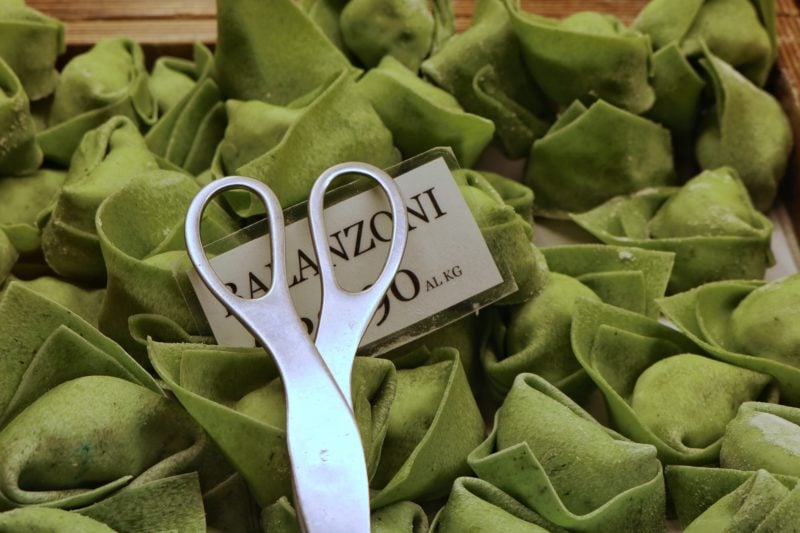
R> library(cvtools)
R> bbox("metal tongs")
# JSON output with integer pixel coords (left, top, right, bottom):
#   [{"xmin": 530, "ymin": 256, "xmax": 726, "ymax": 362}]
[{"xmin": 185, "ymin": 163, "xmax": 408, "ymax": 532}]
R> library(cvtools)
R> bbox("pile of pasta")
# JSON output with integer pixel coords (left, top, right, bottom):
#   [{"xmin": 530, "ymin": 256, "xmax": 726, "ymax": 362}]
[{"xmin": 0, "ymin": 0, "xmax": 798, "ymax": 530}]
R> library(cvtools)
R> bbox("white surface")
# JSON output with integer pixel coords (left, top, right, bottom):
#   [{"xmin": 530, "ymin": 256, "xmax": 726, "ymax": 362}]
[{"xmin": 767, "ymin": 203, "xmax": 800, "ymax": 279}]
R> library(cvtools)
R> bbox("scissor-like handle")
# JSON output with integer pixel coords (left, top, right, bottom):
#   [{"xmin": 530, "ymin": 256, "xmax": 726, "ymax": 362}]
[
  {"xmin": 185, "ymin": 177, "xmax": 370, "ymax": 533},
  {"xmin": 185, "ymin": 176, "xmax": 291, "ymax": 317},
  {"xmin": 309, "ymin": 163, "xmax": 409, "ymax": 405}
]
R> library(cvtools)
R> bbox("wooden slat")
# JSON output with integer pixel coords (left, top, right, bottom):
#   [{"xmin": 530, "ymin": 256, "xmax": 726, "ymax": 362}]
[
  {"xmin": 779, "ymin": 0, "xmax": 799, "ymax": 16},
  {"xmin": 56, "ymin": 18, "xmax": 216, "ymax": 65},
  {"xmin": 27, "ymin": 0, "xmax": 215, "ymax": 20},
  {"xmin": 64, "ymin": 18, "xmax": 216, "ymax": 45},
  {"xmin": 453, "ymin": 0, "xmax": 473, "ymax": 31},
  {"xmin": 778, "ymin": 14, "xmax": 800, "ymax": 237}
]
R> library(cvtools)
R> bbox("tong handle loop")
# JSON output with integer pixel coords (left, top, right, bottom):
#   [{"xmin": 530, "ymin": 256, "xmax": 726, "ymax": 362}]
[
  {"xmin": 308, "ymin": 163, "xmax": 408, "ymax": 403},
  {"xmin": 185, "ymin": 176, "xmax": 290, "ymax": 319},
  {"xmin": 308, "ymin": 162, "xmax": 408, "ymax": 308}
]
